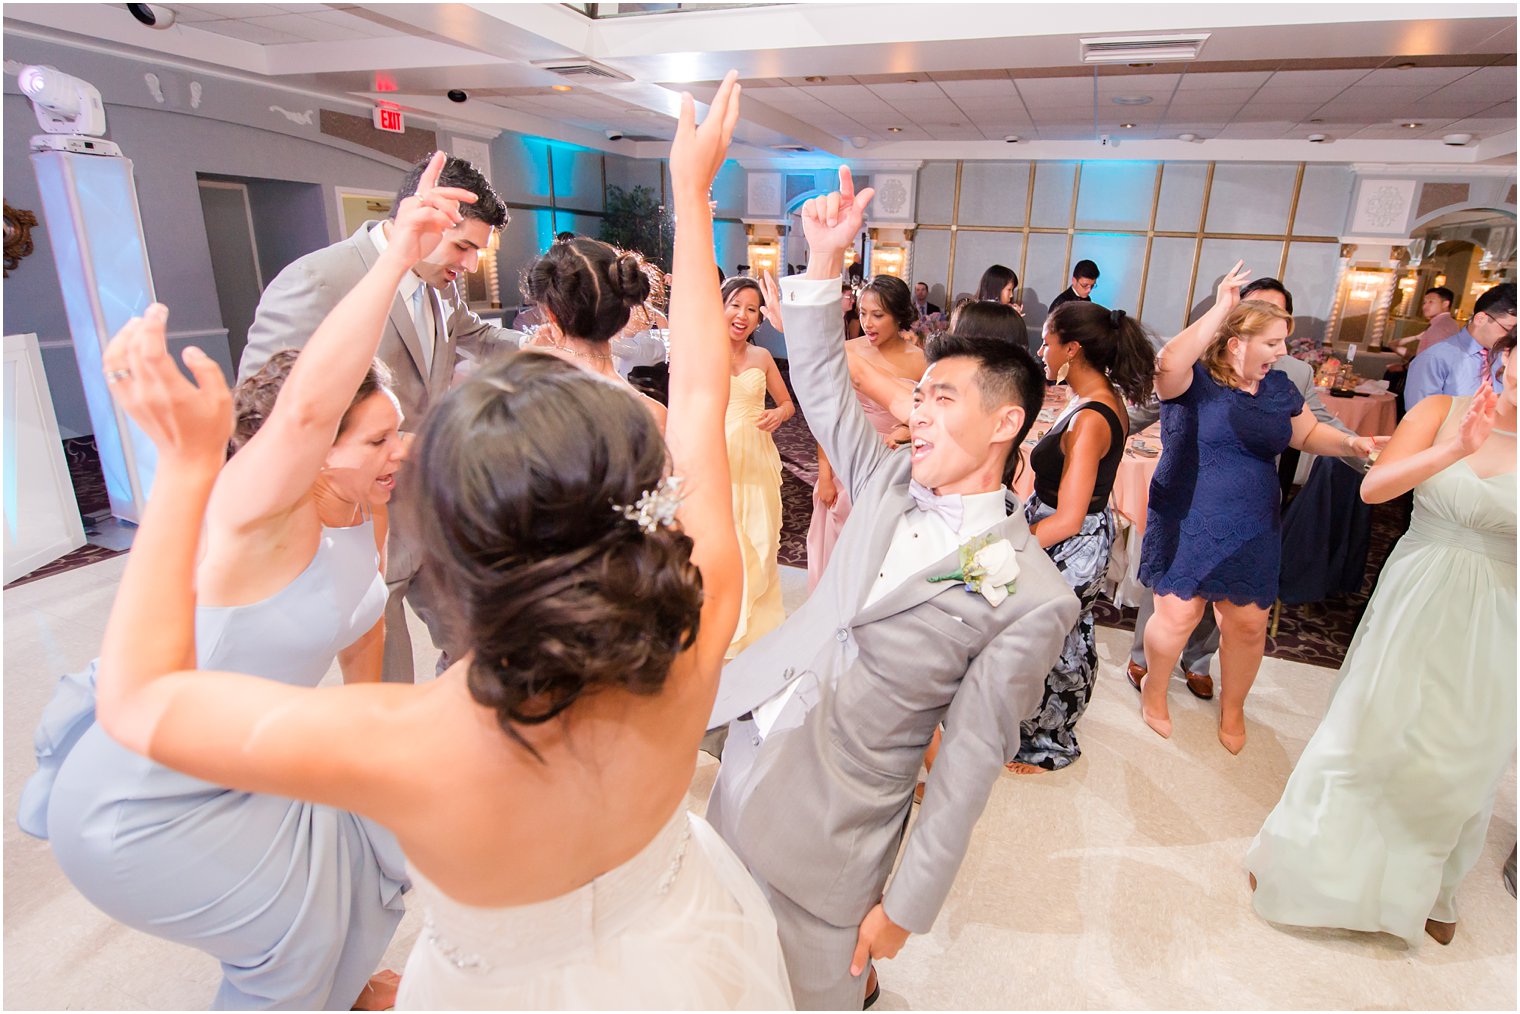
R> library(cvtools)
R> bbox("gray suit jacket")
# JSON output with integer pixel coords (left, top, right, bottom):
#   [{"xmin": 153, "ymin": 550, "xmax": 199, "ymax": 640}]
[
  {"xmin": 710, "ymin": 284, "xmax": 1079, "ymax": 935},
  {"xmin": 239, "ymin": 222, "xmax": 517, "ymax": 427}
]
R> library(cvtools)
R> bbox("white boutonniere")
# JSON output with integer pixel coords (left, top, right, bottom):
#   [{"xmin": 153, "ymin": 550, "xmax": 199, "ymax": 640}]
[{"xmin": 928, "ymin": 534, "xmax": 1020, "ymax": 606}]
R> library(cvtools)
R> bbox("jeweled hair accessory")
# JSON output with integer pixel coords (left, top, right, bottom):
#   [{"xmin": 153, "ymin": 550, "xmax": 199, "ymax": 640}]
[{"xmin": 613, "ymin": 475, "xmax": 685, "ymax": 533}]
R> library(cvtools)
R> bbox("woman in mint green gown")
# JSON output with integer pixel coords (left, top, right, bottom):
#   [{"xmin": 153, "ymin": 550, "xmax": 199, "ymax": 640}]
[{"xmin": 1248, "ymin": 336, "xmax": 1516, "ymax": 947}]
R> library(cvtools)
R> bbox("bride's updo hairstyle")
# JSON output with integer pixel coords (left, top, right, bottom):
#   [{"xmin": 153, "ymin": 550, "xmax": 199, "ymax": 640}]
[
  {"xmin": 414, "ymin": 350, "xmax": 702, "ymax": 755},
  {"xmin": 527, "ymin": 237, "xmax": 652, "ymax": 343}
]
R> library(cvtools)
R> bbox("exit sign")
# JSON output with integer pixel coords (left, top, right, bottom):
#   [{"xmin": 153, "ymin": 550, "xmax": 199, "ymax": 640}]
[{"xmin": 373, "ymin": 107, "xmax": 405, "ymax": 133}]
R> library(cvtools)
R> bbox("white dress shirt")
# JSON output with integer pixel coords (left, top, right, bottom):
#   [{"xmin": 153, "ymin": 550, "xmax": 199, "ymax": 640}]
[{"xmin": 369, "ymin": 221, "xmax": 437, "ymax": 371}]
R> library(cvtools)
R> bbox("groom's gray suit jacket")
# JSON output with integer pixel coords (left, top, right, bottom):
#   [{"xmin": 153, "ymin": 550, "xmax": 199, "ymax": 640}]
[{"xmin": 708, "ymin": 282, "xmax": 1078, "ymax": 935}]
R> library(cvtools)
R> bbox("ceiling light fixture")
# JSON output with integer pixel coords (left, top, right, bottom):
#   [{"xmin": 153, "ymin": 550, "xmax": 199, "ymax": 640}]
[
  {"xmin": 551, "ymin": 84, "xmax": 572, "ymax": 93},
  {"xmin": 1394, "ymin": 61, "xmax": 1418, "ymax": 70},
  {"xmin": 1128, "ymin": 62, "xmax": 1155, "ymax": 68},
  {"xmin": 1402, "ymin": 121, "xmax": 1423, "ymax": 128},
  {"xmin": 1080, "ymin": 33, "xmax": 1210, "ymax": 64},
  {"xmin": 1177, "ymin": 132, "xmax": 1198, "ymax": 142},
  {"xmin": 1307, "ymin": 133, "xmax": 1328, "ymax": 143},
  {"xmin": 447, "ymin": 89, "xmax": 468, "ymax": 103},
  {"xmin": 1003, "ymin": 134, "xmax": 1020, "ymax": 143},
  {"xmin": 888, "ymin": 126, "xmax": 903, "ymax": 132},
  {"xmin": 1120, "ymin": 122, "xmax": 1136, "ymax": 129},
  {"xmin": 804, "ymin": 75, "xmax": 826, "ymax": 83},
  {"xmin": 1112, "ymin": 96, "xmax": 1153, "ymax": 106},
  {"xmin": 1309, "ymin": 118, "xmax": 1325, "ymax": 124}
]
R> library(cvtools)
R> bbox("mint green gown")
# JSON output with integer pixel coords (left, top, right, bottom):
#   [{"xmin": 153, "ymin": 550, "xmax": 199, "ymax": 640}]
[{"xmin": 1247, "ymin": 397, "xmax": 1516, "ymax": 945}]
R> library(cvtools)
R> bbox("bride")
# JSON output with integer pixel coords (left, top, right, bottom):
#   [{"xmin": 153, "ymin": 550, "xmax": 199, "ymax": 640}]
[{"xmin": 86, "ymin": 73, "xmax": 793, "ymax": 1010}]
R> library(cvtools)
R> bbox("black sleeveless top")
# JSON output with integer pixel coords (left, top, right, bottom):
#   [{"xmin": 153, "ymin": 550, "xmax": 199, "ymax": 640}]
[{"xmin": 1031, "ymin": 400, "xmax": 1127, "ymax": 513}]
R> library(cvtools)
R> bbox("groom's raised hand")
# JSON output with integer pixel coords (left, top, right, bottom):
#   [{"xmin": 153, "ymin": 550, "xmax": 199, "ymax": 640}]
[{"xmin": 803, "ymin": 166, "xmax": 875, "ymax": 280}]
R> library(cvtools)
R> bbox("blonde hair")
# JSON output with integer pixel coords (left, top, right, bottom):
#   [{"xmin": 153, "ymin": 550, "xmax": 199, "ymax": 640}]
[{"xmin": 1201, "ymin": 299, "xmax": 1294, "ymax": 389}]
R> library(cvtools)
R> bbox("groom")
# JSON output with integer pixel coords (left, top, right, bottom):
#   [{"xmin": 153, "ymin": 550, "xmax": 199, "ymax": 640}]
[{"xmin": 706, "ymin": 168, "xmax": 1078, "ymax": 1010}]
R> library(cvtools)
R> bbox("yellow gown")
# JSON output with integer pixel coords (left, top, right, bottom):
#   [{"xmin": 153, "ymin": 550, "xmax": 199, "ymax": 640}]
[{"xmin": 725, "ymin": 367, "xmax": 786, "ymax": 658}]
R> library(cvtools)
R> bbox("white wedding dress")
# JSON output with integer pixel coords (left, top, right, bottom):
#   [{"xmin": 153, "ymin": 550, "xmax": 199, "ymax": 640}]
[{"xmin": 396, "ymin": 808, "xmax": 795, "ymax": 1010}]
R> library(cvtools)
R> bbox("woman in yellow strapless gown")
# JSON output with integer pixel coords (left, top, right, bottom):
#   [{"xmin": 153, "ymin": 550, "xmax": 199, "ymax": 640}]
[{"xmin": 722, "ymin": 276, "xmax": 795, "ymax": 658}]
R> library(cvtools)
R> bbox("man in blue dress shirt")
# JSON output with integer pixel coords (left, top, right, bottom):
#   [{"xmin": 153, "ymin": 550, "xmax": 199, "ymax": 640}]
[{"xmin": 1405, "ymin": 282, "xmax": 1515, "ymax": 408}]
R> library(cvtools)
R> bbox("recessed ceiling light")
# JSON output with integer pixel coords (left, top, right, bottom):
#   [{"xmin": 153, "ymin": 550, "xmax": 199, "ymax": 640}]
[
  {"xmin": 1112, "ymin": 96, "xmax": 1153, "ymax": 106},
  {"xmin": 1177, "ymin": 132, "xmax": 1198, "ymax": 142},
  {"xmin": 905, "ymin": 78, "xmax": 920, "ymax": 84},
  {"xmin": 551, "ymin": 84, "xmax": 572, "ymax": 93},
  {"xmin": 1120, "ymin": 122, "xmax": 1136, "ymax": 129},
  {"xmin": 1309, "ymin": 118, "xmax": 1325, "ymax": 124},
  {"xmin": 888, "ymin": 126, "xmax": 903, "ymax": 132},
  {"xmin": 1128, "ymin": 62, "xmax": 1155, "ymax": 68},
  {"xmin": 1394, "ymin": 61, "xmax": 1418, "ymax": 70},
  {"xmin": 1402, "ymin": 121, "xmax": 1423, "ymax": 128},
  {"xmin": 804, "ymin": 75, "xmax": 826, "ymax": 83}
]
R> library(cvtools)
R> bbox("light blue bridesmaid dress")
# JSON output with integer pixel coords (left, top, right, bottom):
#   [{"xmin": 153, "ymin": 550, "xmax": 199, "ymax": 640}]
[{"xmin": 18, "ymin": 521, "xmax": 407, "ymax": 1010}]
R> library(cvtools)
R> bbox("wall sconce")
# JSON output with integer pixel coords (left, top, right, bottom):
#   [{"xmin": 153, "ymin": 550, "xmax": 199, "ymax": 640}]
[
  {"xmin": 746, "ymin": 240, "xmax": 779, "ymax": 278},
  {"xmin": 1348, "ymin": 270, "xmax": 1382, "ymax": 299},
  {"xmin": 870, "ymin": 244, "xmax": 905, "ymax": 279}
]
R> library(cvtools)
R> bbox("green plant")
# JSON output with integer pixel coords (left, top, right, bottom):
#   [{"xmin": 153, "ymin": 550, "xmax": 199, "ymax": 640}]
[{"xmin": 600, "ymin": 184, "xmax": 674, "ymax": 271}]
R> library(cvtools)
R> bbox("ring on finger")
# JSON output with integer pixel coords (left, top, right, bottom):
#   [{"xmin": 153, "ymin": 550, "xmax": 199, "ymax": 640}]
[{"xmin": 105, "ymin": 368, "xmax": 132, "ymax": 383}]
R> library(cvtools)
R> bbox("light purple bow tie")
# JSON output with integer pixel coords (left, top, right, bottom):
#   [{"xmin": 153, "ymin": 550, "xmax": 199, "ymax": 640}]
[{"xmin": 908, "ymin": 480, "xmax": 963, "ymax": 530}]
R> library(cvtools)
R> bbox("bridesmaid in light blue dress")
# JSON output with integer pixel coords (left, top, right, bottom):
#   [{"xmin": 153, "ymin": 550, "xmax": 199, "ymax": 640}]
[
  {"xmin": 13, "ymin": 161, "xmax": 456, "ymax": 1008},
  {"xmin": 1248, "ymin": 338, "xmax": 1517, "ymax": 948}
]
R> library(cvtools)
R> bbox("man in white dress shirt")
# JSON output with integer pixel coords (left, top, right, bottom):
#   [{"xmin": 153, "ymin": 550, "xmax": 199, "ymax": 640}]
[{"xmin": 707, "ymin": 169, "xmax": 1077, "ymax": 1009}]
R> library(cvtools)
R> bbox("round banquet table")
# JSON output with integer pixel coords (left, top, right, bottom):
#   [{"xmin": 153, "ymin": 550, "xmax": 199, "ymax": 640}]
[{"xmin": 1319, "ymin": 390, "xmax": 1398, "ymax": 437}]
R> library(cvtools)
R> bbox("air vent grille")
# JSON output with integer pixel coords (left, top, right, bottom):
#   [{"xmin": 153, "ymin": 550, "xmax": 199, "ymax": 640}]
[
  {"xmin": 531, "ymin": 60, "xmax": 633, "ymax": 82},
  {"xmin": 1080, "ymin": 33, "xmax": 1209, "ymax": 64}
]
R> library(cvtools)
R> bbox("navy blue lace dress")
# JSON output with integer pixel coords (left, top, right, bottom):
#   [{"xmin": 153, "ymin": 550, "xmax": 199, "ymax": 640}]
[{"xmin": 1139, "ymin": 362, "xmax": 1304, "ymax": 608}]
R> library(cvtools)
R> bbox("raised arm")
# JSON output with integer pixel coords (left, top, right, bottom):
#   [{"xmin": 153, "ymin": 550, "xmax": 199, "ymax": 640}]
[
  {"xmin": 212, "ymin": 152, "xmax": 475, "ymax": 532},
  {"xmin": 88, "ymin": 313, "xmax": 427, "ymax": 822},
  {"xmin": 787, "ymin": 166, "xmax": 893, "ymax": 500},
  {"xmin": 664, "ymin": 71, "xmax": 745, "ymax": 676},
  {"xmin": 1361, "ymin": 385, "xmax": 1496, "ymax": 504},
  {"xmin": 1154, "ymin": 261, "xmax": 1250, "ymax": 401}
]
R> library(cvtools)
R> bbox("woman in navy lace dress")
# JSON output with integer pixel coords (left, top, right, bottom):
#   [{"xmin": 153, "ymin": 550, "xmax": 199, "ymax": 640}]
[{"xmin": 1138, "ymin": 263, "xmax": 1380, "ymax": 753}]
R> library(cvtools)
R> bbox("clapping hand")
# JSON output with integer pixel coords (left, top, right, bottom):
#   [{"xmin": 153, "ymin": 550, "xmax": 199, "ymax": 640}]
[
  {"xmin": 669, "ymin": 70, "xmax": 741, "ymax": 201},
  {"xmin": 801, "ymin": 166, "xmax": 875, "ymax": 269},
  {"xmin": 102, "ymin": 304, "xmax": 232, "ymax": 471},
  {"xmin": 1216, "ymin": 260, "xmax": 1251, "ymax": 311},
  {"xmin": 1456, "ymin": 375, "xmax": 1500, "ymax": 454},
  {"xmin": 385, "ymin": 150, "xmax": 478, "ymax": 267},
  {"xmin": 759, "ymin": 270, "xmax": 784, "ymax": 333}
]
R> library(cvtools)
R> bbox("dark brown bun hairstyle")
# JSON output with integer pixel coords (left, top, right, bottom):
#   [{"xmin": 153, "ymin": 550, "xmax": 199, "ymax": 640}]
[{"xmin": 411, "ymin": 349, "xmax": 702, "ymax": 756}]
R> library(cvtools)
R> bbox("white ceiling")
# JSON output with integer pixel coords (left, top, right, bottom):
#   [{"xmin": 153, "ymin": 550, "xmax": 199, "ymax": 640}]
[{"xmin": 2, "ymin": 2, "xmax": 1515, "ymax": 164}]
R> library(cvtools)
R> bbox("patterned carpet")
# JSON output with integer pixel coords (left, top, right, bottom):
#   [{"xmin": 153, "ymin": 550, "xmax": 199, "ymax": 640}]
[{"xmin": 772, "ymin": 364, "xmax": 1406, "ymax": 669}]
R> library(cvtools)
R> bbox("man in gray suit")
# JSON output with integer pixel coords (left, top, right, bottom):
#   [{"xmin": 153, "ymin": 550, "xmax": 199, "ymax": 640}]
[
  {"xmin": 707, "ymin": 169, "xmax": 1078, "ymax": 1010},
  {"xmin": 1125, "ymin": 276, "xmax": 1366, "ymax": 697},
  {"xmin": 239, "ymin": 153, "xmax": 518, "ymax": 681}
]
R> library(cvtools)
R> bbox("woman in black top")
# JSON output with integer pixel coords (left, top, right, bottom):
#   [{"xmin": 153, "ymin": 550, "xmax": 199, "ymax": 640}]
[{"xmin": 1010, "ymin": 301, "xmax": 1156, "ymax": 772}]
